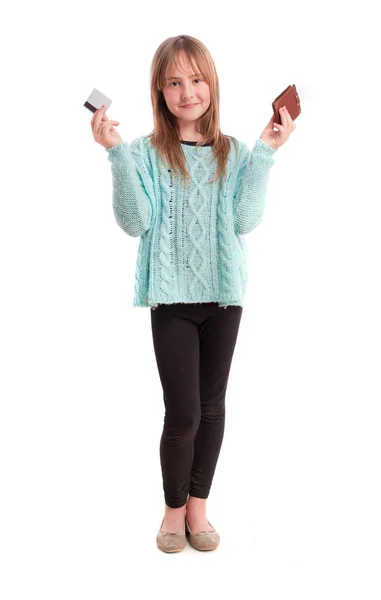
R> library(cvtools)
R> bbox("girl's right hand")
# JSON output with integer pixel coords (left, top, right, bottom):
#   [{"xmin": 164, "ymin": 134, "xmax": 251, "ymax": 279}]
[{"xmin": 91, "ymin": 105, "xmax": 123, "ymax": 149}]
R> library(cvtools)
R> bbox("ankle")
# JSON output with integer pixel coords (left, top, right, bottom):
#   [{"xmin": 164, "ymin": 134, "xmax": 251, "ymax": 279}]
[
  {"xmin": 186, "ymin": 496, "xmax": 207, "ymax": 512},
  {"xmin": 165, "ymin": 503, "xmax": 186, "ymax": 517}
]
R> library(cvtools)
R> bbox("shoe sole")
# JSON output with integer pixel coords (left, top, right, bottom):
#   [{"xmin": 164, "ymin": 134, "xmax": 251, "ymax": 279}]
[
  {"xmin": 157, "ymin": 545, "xmax": 185, "ymax": 553},
  {"xmin": 156, "ymin": 540, "xmax": 186, "ymax": 553}
]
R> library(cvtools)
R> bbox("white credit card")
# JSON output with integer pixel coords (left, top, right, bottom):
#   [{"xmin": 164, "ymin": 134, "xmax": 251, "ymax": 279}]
[{"xmin": 84, "ymin": 88, "xmax": 112, "ymax": 113}]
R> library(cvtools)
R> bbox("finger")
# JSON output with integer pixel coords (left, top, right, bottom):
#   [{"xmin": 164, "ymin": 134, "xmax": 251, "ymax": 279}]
[
  {"xmin": 101, "ymin": 113, "xmax": 121, "ymax": 131},
  {"xmin": 91, "ymin": 106, "xmax": 102, "ymax": 134},
  {"xmin": 91, "ymin": 110, "xmax": 98, "ymax": 129},
  {"xmin": 280, "ymin": 107, "xmax": 291, "ymax": 126},
  {"xmin": 99, "ymin": 120, "xmax": 120, "ymax": 136},
  {"xmin": 91, "ymin": 105, "xmax": 104, "ymax": 125},
  {"xmin": 100, "ymin": 119, "xmax": 120, "ymax": 128},
  {"xmin": 282, "ymin": 108, "xmax": 296, "ymax": 130},
  {"xmin": 93, "ymin": 105, "xmax": 107, "ymax": 135}
]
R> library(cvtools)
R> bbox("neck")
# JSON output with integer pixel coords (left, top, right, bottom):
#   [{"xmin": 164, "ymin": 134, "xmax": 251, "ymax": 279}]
[
  {"xmin": 178, "ymin": 123, "xmax": 204, "ymax": 142},
  {"xmin": 179, "ymin": 134, "xmax": 205, "ymax": 142}
]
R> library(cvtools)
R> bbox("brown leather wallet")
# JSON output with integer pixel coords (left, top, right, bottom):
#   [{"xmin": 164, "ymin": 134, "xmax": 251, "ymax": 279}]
[{"xmin": 272, "ymin": 84, "xmax": 301, "ymax": 124}]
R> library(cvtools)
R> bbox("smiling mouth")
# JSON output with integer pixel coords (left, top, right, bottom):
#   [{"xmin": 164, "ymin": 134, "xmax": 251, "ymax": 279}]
[{"xmin": 180, "ymin": 103, "xmax": 199, "ymax": 107}]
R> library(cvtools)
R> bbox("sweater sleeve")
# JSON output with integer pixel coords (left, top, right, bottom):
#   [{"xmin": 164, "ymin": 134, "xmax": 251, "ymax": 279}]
[
  {"xmin": 105, "ymin": 137, "xmax": 154, "ymax": 237},
  {"xmin": 233, "ymin": 138, "xmax": 278, "ymax": 236}
]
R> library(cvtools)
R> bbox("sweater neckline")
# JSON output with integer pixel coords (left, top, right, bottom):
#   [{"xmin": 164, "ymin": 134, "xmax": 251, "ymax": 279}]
[{"xmin": 180, "ymin": 140, "xmax": 212, "ymax": 146}]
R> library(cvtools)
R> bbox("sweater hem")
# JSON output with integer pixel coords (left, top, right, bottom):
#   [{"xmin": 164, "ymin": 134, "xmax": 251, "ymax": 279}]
[{"xmin": 132, "ymin": 297, "xmax": 245, "ymax": 309}]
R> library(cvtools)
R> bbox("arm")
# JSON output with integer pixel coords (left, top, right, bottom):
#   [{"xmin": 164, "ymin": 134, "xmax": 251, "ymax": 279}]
[
  {"xmin": 233, "ymin": 138, "xmax": 278, "ymax": 236},
  {"xmin": 105, "ymin": 137, "xmax": 154, "ymax": 237}
]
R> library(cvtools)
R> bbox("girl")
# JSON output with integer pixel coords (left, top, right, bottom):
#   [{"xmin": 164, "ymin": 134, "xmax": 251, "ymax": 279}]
[{"xmin": 91, "ymin": 35, "xmax": 296, "ymax": 553}]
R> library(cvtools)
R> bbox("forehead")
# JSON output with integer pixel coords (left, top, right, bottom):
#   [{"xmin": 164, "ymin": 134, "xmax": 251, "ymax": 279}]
[{"xmin": 166, "ymin": 55, "xmax": 201, "ymax": 79}]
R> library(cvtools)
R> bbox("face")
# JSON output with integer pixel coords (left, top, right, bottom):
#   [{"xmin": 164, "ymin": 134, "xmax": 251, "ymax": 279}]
[{"xmin": 162, "ymin": 57, "xmax": 211, "ymax": 129}]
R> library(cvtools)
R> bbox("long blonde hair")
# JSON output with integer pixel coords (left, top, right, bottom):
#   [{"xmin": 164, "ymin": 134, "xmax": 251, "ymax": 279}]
[{"xmin": 146, "ymin": 35, "xmax": 238, "ymax": 187}]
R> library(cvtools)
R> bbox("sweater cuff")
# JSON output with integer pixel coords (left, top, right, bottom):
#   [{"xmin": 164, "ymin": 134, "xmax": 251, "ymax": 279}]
[
  {"xmin": 254, "ymin": 138, "xmax": 278, "ymax": 156},
  {"xmin": 104, "ymin": 141, "xmax": 128, "ymax": 156}
]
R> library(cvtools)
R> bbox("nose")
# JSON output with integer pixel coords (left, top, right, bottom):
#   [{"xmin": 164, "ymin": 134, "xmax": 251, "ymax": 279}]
[{"xmin": 181, "ymin": 82, "xmax": 195, "ymax": 100}]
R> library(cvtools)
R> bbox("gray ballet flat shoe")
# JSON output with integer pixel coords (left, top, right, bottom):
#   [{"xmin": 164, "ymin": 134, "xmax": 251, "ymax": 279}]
[
  {"xmin": 156, "ymin": 518, "xmax": 186, "ymax": 553},
  {"xmin": 185, "ymin": 519, "xmax": 220, "ymax": 551}
]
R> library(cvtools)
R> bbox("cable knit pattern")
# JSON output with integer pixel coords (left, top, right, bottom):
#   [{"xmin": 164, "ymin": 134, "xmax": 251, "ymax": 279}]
[
  {"xmin": 187, "ymin": 156, "xmax": 210, "ymax": 293},
  {"xmin": 158, "ymin": 164, "xmax": 173, "ymax": 297},
  {"xmin": 105, "ymin": 136, "xmax": 277, "ymax": 308}
]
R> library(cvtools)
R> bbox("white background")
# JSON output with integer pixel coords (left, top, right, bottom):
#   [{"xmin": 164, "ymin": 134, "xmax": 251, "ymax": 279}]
[{"xmin": 1, "ymin": 0, "xmax": 380, "ymax": 598}]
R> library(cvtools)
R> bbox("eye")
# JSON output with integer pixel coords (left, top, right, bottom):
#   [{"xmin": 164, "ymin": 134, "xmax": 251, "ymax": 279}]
[{"xmin": 169, "ymin": 78, "xmax": 203, "ymax": 87}]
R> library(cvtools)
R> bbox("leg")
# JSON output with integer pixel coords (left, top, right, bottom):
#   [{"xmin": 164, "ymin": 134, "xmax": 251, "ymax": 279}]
[
  {"xmin": 188, "ymin": 306, "xmax": 243, "ymax": 516},
  {"xmin": 150, "ymin": 305, "xmax": 201, "ymax": 509}
]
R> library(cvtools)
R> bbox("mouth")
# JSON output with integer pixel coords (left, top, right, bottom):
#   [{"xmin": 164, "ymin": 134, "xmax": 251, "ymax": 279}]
[{"xmin": 180, "ymin": 103, "xmax": 199, "ymax": 108}]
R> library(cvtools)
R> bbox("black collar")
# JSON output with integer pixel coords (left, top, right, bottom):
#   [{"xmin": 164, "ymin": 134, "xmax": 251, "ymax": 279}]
[{"xmin": 180, "ymin": 140, "xmax": 212, "ymax": 146}]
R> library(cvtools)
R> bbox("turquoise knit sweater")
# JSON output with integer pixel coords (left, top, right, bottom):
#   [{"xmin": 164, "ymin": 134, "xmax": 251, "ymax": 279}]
[{"xmin": 105, "ymin": 135, "xmax": 277, "ymax": 308}]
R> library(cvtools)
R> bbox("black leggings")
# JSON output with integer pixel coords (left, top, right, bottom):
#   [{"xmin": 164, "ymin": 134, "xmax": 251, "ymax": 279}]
[{"xmin": 150, "ymin": 302, "xmax": 243, "ymax": 508}]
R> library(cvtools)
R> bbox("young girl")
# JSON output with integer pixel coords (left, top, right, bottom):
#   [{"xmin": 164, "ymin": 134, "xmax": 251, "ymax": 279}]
[{"xmin": 91, "ymin": 35, "xmax": 295, "ymax": 553}]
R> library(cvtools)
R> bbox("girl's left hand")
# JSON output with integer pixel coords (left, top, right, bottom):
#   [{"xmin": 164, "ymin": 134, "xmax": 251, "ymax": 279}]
[{"xmin": 259, "ymin": 106, "xmax": 296, "ymax": 150}]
